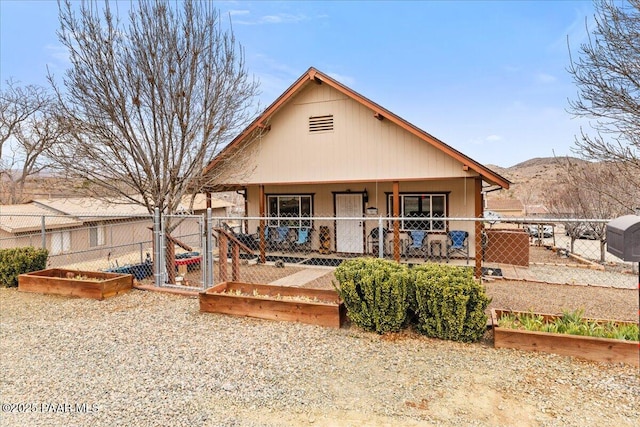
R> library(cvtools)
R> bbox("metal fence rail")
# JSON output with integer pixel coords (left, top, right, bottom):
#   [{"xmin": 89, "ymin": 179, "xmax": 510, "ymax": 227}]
[{"xmin": 1, "ymin": 212, "xmax": 637, "ymax": 290}]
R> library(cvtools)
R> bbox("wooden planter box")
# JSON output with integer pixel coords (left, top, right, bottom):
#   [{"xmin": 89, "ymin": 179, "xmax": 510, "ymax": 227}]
[
  {"xmin": 200, "ymin": 282, "xmax": 345, "ymax": 328},
  {"xmin": 18, "ymin": 268, "xmax": 133, "ymax": 300},
  {"xmin": 491, "ymin": 309, "xmax": 639, "ymax": 366}
]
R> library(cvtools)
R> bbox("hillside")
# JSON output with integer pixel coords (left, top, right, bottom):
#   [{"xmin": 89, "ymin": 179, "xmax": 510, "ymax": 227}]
[{"xmin": 485, "ymin": 156, "xmax": 586, "ymax": 204}]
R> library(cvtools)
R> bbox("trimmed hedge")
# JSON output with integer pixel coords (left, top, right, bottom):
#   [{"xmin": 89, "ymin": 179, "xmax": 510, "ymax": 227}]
[
  {"xmin": 334, "ymin": 258, "xmax": 412, "ymax": 334},
  {"xmin": 412, "ymin": 264, "xmax": 490, "ymax": 343},
  {"xmin": 0, "ymin": 247, "xmax": 49, "ymax": 288},
  {"xmin": 333, "ymin": 258, "xmax": 490, "ymax": 343}
]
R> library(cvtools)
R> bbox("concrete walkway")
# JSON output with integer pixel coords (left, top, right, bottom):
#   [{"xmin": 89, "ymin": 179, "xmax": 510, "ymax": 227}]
[{"xmin": 268, "ymin": 268, "xmax": 330, "ymax": 287}]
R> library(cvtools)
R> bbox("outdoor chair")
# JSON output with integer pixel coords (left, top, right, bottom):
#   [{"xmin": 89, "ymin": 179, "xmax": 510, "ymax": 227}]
[
  {"xmin": 446, "ymin": 230, "xmax": 469, "ymax": 264},
  {"xmin": 367, "ymin": 227, "xmax": 389, "ymax": 256},
  {"xmin": 403, "ymin": 230, "xmax": 428, "ymax": 260},
  {"xmin": 250, "ymin": 224, "xmax": 270, "ymax": 250},
  {"xmin": 292, "ymin": 227, "xmax": 313, "ymax": 254},
  {"xmin": 269, "ymin": 226, "xmax": 293, "ymax": 252}
]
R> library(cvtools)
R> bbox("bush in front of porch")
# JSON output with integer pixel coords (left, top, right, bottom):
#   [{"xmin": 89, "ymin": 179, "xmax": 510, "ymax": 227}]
[
  {"xmin": 333, "ymin": 258, "xmax": 412, "ymax": 334},
  {"xmin": 412, "ymin": 264, "xmax": 490, "ymax": 343},
  {"xmin": 334, "ymin": 259, "xmax": 490, "ymax": 342}
]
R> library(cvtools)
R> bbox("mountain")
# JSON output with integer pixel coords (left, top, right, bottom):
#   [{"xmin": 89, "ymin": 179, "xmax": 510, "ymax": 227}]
[{"xmin": 485, "ymin": 157, "xmax": 587, "ymax": 205}]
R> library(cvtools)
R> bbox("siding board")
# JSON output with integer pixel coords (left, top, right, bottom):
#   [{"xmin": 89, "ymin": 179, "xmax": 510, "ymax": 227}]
[{"xmin": 215, "ymin": 83, "xmax": 475, "ymax": 186}]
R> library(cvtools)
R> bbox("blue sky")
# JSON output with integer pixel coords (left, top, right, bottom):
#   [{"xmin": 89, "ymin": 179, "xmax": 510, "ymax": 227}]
[{"xmin": 0, "ymin": 0, "xmax": 596, "ymax": 168}]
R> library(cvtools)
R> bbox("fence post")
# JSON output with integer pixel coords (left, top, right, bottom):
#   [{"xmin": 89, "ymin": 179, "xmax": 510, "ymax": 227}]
[
  {"xmin": 206, "ymin": 208, "xmax": 213, "ymax": 287},
  {"xmin": 153, "ymin": 208, "xmax": 162, "ymax": 287},
  {"xmin": 378, "ymin": 217, "xmax": 384, "ymax": 259},
  {"xmin": 41, "ymin": 216, "xmax": 46, "ymax": 249}
]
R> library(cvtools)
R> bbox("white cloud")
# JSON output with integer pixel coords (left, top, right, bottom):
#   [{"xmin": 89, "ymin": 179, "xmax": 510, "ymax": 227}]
[
  {"xmin": 234, "ymin": 13, "xmax": 307, "ymax": 25},
  {"xmin": 486, "ymin": 134, "xmax": 502, "ymax": 142},
  {"xmin": 535, "ymin": 73, "xmax": 557, "ymax": 84},
  {"xmin": 228, "ymin": 10, "xmax": 250, "ymax": 16},
  {"xmin": 550, "ymin": 5, "xmax": 594, "ymax": 51}
]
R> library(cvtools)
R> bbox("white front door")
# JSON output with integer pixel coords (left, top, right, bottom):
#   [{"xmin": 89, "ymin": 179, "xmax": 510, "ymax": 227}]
[{"xmin": 335, "ymin": 193, "xmax": 364, "ymax": 253}]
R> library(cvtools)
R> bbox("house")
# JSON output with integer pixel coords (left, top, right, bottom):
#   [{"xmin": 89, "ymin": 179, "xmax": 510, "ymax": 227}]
[
  {"xmin": 485, "ymin": 199, "xmax": 524, "ymax": 217},
  {"xmin": 201, "ymin": 67, "xmax": 510, "ymax": 273},
  {"xmin": 0, "ymin": 203, "xmax": 84, "ymax": 251},
  {"xmin": 524, "ymin": 204, "xmax": 550, "ymax": 217},
  {"xmin": 26, "ymin": 197, "xmax": 152, "ymax": 261},
  {"xmin": 177, "ymin": 193, "xmax": 236, "ymax": 216},
  {"xmin": 1, "ymin": 195, "xmax": 231, "ymax": 269}
]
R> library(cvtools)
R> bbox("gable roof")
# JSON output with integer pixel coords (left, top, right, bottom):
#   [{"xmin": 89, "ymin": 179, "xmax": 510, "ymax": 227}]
[
  {"xmin": 32, "ymin": 197, "xmax": 150, "ymax": 218},
  {"xmin": 203, "ymin": 67, "xmax": 510, "ymax": 189},
  {"xmin": 0, "ymin": 203, "xmax": 83, "ymax": 233},
  {"xmin": 178, "ymin": 193, "xmax": 235, "ymax": 212},
  {"xmin": 486, "ymin": 199, "xmax": 524, "ymax": 212}
]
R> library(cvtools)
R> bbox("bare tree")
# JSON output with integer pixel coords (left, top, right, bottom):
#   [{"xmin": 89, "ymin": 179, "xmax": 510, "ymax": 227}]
[
  {"xmin": 545, "ymin": 158, "xmax": 630, "ymax": 261},
  {"xmin": 0, "ymin": 80, "xmax": 60, "ymax": 204},
  {"xmin": 48, "ymin": 0, "xmax": 259, "ymax": 215},
  {"xmin": 567, "ymin": 0, "xmax": 640, "ymax": 197}
]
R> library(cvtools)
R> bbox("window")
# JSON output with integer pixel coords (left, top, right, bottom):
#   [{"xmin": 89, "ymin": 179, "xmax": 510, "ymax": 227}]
[
  {"xmin": 309, "ymin": 115, "xmax": 334, "ymax": 133},
  {"xmin": 388, "ymin": 193, "xmax": 447, "ymax": 231},
  {"xmin": 51, "ymin": 231, "xmax": 71, "ymax": 255},
  {"xmin": 89, "ymin": 224, "xmax": 106, "ymax": 247},
  {"xmin": 267, "ymin": 195, "xmax": 312, "ymax": 228}
]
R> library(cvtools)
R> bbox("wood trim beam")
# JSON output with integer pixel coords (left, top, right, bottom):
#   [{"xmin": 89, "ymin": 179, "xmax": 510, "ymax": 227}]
[
  {"xmin": 259, "ymin": 184, "xmax": 266, "ymax": 264},
  {"xmin": 474, "ymin": 177, "xmax": 483, "ymax": 279},
  {"xmin": 393, "ymin": 181, "xmax": 400, "ymax": 262}
]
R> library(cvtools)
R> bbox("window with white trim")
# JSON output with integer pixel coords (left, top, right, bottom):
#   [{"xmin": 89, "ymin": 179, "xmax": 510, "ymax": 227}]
[
  {"xmin": 89, "ymin": 224, "xmax": 106, "ymax": 247},
  {"xmin": 267, "ymin": 195, "xmax": 312, "ymax": 228},
  {"xmin": 51, "ymin": 230, "xmax": 71, "ymax": 255},
  {"xmin": 388, "ymin": 193, "xmax": 447, "ymax": 231}
]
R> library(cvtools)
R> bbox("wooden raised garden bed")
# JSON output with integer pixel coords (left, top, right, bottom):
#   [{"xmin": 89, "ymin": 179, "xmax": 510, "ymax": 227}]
[
  {"xmin": 491, "ymin": 309, "xmax": 639, "ymax": 366},
  {"xmin": 200, "ymin": 282, "xmax": 345, "ymax": 328},
  {"xmin": 19, "ymin": 268, "xmax": 133, "ymax": 300}
]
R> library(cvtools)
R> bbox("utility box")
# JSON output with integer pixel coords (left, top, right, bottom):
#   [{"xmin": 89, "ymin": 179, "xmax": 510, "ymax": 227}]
[{"xmin": 606, "ymin": 215, "xmax": 640, "ymax": 262}]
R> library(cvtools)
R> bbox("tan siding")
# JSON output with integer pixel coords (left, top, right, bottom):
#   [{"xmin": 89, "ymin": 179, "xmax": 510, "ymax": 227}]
[{"xmin": 214, "ymin": 84, "xmax": 477, "ymax": 186}]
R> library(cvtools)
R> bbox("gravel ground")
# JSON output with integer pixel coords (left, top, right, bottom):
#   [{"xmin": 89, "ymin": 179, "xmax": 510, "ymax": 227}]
[{"xmin": 1, "ymin": 285, "xmax": 638, "ymax": 427}]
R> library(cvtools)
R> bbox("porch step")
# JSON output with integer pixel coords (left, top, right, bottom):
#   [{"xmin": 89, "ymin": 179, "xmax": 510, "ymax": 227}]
[{"xmin": 268, "ymin": 268, "xmax": 329, "ymax": 287}]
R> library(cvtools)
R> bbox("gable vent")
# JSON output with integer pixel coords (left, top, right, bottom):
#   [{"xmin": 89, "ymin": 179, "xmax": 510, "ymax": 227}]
[{"xmin": 309, "ymin": 115, "xmax": 334, "ymax": 133}]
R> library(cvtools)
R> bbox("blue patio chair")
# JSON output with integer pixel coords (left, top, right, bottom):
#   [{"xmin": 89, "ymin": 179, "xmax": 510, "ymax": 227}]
[
  {"xmin": 446, "ymin": 230, "xmax": 469, "ymax": 264},
  {"xmin": 404, "ymin": 230, "xmax": 428, "ymax": 260},
  {"xmin": 292, "ymin": 227, "xmax": 313, "ymax": 254}
]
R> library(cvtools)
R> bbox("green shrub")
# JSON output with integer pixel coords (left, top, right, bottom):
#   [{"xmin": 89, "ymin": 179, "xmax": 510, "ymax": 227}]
[
  {"xmin": 0, "ymin": 247, "xmax": 49, "ymax": 288},
  {"xmin": 412, "ymin": 264, "xmax": 490, "ymax": 342},
  {"xmin": 498, "ymin": 309, "xmax": 639, "ymax": 341},
  {"xmin": 334, "ymin": 258, "xmax": 412, "ymax": 334}
]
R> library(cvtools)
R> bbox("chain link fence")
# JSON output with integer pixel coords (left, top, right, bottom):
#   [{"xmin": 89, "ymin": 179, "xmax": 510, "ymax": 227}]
[{"xmin": 2, "ymin": 212, "xmax": 637, "ymax": 290}]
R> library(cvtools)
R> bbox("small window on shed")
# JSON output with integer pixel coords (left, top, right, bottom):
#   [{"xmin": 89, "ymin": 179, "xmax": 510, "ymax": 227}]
[{"xmin": 309, "ymin": 115, "xmax": 334, "ymax": 133}]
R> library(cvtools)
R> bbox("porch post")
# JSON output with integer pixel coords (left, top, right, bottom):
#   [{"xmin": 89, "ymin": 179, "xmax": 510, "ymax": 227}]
[
  {"xmin": 259, "ymin": 184, "xmax": 266, "ymax": 264},
  {"xmin": 219, "ymin": 234, "xmax": 228, "ymax": 282},
  {"xmin": 474, "ymin": 177, "xmax": 483, "ymax": 279},
  {"xmin": 393, "ymin": 181, "xmax": 400, "ymax": 262}
]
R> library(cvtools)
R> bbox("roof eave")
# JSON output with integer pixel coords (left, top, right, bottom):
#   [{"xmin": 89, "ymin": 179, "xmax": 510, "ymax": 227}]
[{"xmin": 203, "ymin": 67, "xmax": 512, "ymax": 190}]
